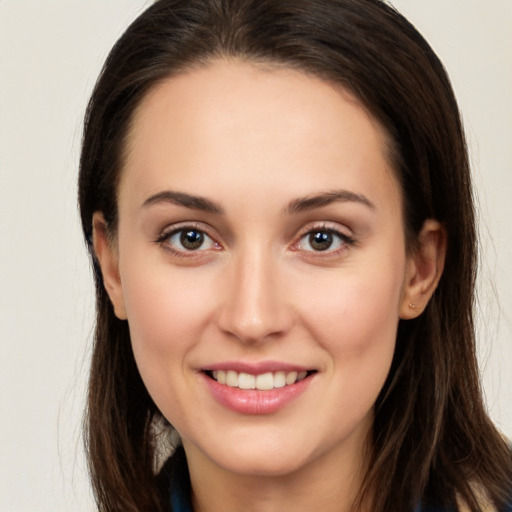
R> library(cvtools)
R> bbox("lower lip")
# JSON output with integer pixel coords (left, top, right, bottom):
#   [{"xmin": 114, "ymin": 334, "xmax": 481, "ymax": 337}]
[{"xmin": 202, "ymin": 373, "xmax": 314, "ymax": 415}]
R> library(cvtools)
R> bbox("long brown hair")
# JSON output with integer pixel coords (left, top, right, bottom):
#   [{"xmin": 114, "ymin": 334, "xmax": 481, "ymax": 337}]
[{"xmin": 78, "ymin": 1, "xmax": 512, "ymax": 510}]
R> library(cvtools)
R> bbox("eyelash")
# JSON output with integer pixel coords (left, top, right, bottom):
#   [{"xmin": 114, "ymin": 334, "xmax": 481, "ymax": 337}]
[
  {"xmin": 293, "ymin": 223, "xmax": 356, "ymax": 255},
  {"xmin": 155, "ymin": 222, "xmax": 356, "ymax": 258},
  {"xmin": 155, "ymin": 222, "xmax": 221, "ymax": 258}
]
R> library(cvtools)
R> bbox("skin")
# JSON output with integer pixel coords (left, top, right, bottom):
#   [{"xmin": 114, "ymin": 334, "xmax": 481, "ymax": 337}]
[{"xmin": 93, "ymin": 60, "xmax": 445, "ymax": 512}]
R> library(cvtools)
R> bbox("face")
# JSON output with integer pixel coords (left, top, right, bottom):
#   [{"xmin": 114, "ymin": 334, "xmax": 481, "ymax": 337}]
[{"xmin": 96, "ymin": 60, "xmax": 428, "ymax": 479}]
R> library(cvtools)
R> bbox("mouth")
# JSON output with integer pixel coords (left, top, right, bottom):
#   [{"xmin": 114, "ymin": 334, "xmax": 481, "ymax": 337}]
[
  {"xmin": 201, "ymin": 364, "xmax": 317, "ymax": 414},
  {"xmin": 203, "ymin": 369, "xmax": 317, "ymax": 391}
]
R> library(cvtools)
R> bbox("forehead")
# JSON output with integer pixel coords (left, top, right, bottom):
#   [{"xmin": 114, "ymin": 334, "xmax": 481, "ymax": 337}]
[{"xmin": 120, "ymin": 59, "xmax": 400, "ymax": 214}]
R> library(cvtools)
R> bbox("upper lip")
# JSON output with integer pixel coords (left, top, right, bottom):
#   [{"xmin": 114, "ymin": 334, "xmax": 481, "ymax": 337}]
[{"xmin": 201, "ymin": 360, "xmax": 315, "ymax": 374}]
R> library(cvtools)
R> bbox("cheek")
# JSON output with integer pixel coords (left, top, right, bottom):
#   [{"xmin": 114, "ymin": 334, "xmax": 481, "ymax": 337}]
[
  {"xmin": 296, "ymin": 246, "xmax": 406, "ymax": 399},
  {"xmin": 120, "ymin": 256, "xmax": 215, "ymax": 350},
  {"xmin": 117, "ymin": 254, "xmax": 218, "ymax": 406},
  {"xmin": 299, "ymin": 261, "xmax": 404, "ymax": 430},
  {"xmin": 123, "ymin": 277, "xmax": 192, "ymax": 356},
  {"xmin": 119, "ymin": 268, "xmax": 220, "ymax": 432},
  {"xmin": 301, "ymin": 260, "xmax": 404, "ymax": 351}
]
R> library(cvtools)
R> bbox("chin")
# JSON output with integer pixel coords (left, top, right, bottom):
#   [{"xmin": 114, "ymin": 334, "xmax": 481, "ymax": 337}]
[
  {"xmin": 222, "ymin": 455, "xmax": 307, "ymax": 478},
  {"xmin": 204, "ymin": 439, "xmax": 314, "ymax": 478}
]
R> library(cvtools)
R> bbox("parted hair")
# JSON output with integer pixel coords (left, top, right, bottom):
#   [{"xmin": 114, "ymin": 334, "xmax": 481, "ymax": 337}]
[{"xmin": 78, "ymin": 1, "xmax": 512, "ymax": 511}]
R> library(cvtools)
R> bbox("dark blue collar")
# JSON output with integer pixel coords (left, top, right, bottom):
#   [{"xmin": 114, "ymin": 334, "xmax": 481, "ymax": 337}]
[{"xmin": 158, "ymin": 445, "xmax": 193, "ymax": 512}]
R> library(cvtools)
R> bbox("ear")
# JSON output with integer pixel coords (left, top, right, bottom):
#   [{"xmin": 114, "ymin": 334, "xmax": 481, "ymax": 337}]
[
  {"xmin": 92, "ymin": 212, "xmax": 127, "ymax": 320},
  {"xmin": 399, "ymin": 219, "xmax": 447, "ymax": 319}
]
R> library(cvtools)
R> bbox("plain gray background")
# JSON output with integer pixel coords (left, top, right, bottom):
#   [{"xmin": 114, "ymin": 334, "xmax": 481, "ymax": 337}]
[{"xmin": 0, "ymin": 1, "xmax": 511, "ymax": 510}]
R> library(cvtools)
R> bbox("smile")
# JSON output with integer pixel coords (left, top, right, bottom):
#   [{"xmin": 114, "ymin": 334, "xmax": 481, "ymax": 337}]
[
  {"xmin": 202, "ymin": 367, "xmax": 317, "ymax": 414},
  {"xmin": 208, "ymin": 370, "xmax": 311, "ymax": 390}
]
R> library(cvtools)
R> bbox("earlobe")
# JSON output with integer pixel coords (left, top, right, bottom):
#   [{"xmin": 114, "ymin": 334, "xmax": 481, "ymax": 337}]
[
  {"xmin": 400, "ymin": 219, "xmax": 446, "ymax": 319},
  {"xmin": 92, "ymin": 212, "xmax": 127, "ymax": 320}
]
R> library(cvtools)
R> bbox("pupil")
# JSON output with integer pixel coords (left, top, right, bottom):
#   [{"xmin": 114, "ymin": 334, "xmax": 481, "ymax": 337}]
[
  {"xmin": 309, "ymin": 231, "xmax": 332, "ymax": 251},
  {"xmin": 180, "ymin": 230, "xmax": 204, "ymax": 250}
]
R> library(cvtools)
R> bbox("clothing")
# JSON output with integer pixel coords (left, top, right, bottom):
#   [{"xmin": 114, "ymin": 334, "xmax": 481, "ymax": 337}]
[
  {"xmin": 157, "ymin": 446, "xmax": 191, "ymax": 512},
  {"xmin": 160, "ymin": 446, "xmax": 512, "ymax": 512}
]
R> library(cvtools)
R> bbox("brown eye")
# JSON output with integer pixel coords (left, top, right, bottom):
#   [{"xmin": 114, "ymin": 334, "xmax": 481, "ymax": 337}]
[
  {"xmin": 296, "ymin": 227, "xmax": 355, "ymax": 254},
  {"xmin": 163, "ymin": 228, "xmax": 218, "ymax": 253},
  {"xmin": 180, "ymin": 230, "xmax": 204, "ymax": 250},
  {"xmin": 308, "ymin": 231, "xmax": 334, "ymax": 251}
]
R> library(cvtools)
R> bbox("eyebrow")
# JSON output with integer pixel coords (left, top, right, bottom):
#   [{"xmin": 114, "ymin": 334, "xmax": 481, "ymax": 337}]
[
  {"xmin": 142, "ymin": 190, "xmax": 224, "ymax": 214},
  {"xmin": 141, "ymin": 188, "xmax": 374, "ymax": 216},
  {"xmin": 285, "ymin": 189, "xmax": 375, "ymax": 214}
]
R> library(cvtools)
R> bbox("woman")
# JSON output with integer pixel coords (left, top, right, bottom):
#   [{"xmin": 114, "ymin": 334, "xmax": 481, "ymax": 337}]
[{"xmin": 78, "ymin": 0, "xmax": 512, "ymax": 511}]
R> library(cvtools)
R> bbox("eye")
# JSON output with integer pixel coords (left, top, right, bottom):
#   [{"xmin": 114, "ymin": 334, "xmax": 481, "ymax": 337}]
[
  {"xmin": 297, "ymin": 228, "xmax": 354, "ymax": 253},
  {"xmin": 161, "ymin": 227, "xmax": 219, "ymax": 253}
]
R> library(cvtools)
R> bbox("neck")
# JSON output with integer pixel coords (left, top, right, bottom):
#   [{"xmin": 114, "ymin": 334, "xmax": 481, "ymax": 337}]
[{"xmin": 182, "ymin": 431, "xmax": 372, "ymax": 512}]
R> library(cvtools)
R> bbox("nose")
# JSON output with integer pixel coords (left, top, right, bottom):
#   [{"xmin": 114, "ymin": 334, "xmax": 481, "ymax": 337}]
[{"xmin": 215, "ymin": 246, "xmax": 293, "ymax": 344}]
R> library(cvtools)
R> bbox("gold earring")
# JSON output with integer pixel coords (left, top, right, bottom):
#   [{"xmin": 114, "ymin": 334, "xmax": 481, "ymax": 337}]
[{"xmin": 409, "ymin": 303, "xmax": 420, "ymax": 310}]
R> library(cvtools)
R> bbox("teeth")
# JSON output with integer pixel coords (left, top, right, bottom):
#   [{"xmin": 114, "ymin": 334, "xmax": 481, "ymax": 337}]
[
  {"xmin": 238, "ymin": 373, "xmax": 255, "ymax": 389},
  {"xmin": 285, "ymin": 371, "xmax": 298, "ymax": 385},
  {"xmin": 255, "ymin": 372, "xmax": 274, "ymax": 391},
  {"xmin": 210, "ymin": 369, "xmax": 310, "ymax": 390},
  {"xmin": 226, "ymin": 370, "xmax": 238, "ymax": 387},
  {"xmin": 273, "ymin": 371, "xmax": 286, "ymax": 388}
]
